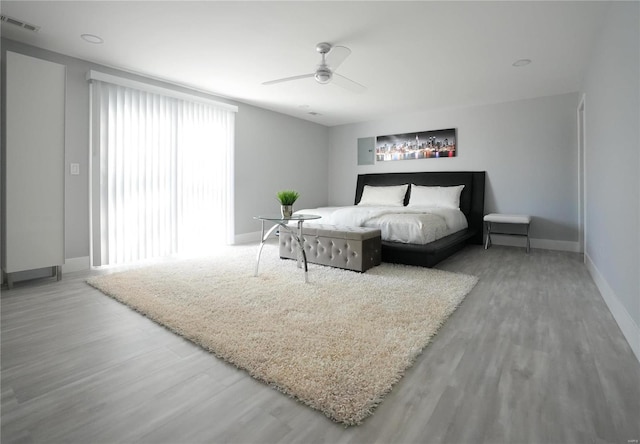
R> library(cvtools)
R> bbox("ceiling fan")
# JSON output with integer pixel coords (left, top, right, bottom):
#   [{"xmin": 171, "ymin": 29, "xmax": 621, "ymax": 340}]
[{"xmin": 262, "ymin": 42, "xmax": 366, "ymax": 93}]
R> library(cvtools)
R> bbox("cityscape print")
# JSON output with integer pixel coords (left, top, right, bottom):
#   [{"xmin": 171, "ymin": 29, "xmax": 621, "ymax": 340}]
[{"xmin": 375, "ymin": 128, "xmax": 457, "ymax": 162}]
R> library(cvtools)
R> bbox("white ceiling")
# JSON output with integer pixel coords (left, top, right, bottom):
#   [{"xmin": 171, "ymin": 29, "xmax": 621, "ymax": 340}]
[{"xmin": 1, "ymin": 1, "xmax": 608, "ymax": 127}]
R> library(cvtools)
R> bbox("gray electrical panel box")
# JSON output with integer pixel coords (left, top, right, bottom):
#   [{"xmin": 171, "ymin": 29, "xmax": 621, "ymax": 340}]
[{"xmin": 357, "ymin": 137, "xmax": 375, "ymax": 165}]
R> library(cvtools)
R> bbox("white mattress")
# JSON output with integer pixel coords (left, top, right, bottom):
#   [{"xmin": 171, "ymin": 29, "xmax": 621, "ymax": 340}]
[{"xmin": 294, "ymin": 205, "xmax": 468, "ymax": 245}]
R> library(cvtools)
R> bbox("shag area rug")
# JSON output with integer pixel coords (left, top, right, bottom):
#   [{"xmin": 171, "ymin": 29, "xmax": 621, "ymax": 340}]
[{"xmin": 87, "ymin": 244, "xmax": 477, "ymax": 425}]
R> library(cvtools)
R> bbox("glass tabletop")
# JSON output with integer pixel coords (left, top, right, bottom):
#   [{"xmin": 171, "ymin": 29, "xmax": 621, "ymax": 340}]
[{"xmin": 254, "ymin": 214, "xmax": 321, "ymax": 222}]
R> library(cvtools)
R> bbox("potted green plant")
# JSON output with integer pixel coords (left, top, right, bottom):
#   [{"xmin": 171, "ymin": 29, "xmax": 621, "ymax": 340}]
[{"xmin": 276, "ymin": 190, "xmax": 299, "ymax": 218}]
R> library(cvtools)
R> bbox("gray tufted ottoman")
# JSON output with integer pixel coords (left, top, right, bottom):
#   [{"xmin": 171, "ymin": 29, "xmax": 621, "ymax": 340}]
[{"xmin": 279, "ymin": 224, "xmax": 382, "ymax": 272}]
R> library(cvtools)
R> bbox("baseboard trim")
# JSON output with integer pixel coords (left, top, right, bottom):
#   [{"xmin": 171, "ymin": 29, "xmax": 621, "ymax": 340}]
[
  {"xmin": 234, "ymin": 231, "xmax": 261, "ymax": 245},
  {"xmin": 490, "ymin": 235, "xmax": 580, "ymax": 252},
  {"xmin": 585, "ymin": 253, "xmax": 640, "ymax": 363},
  {"xmin": 62, "ymin": 256, "xmax": 91, "ymax": 273}
]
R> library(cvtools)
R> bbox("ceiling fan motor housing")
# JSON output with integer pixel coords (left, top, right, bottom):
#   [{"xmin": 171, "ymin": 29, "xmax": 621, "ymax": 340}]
[{"xmin": 314, "ymin": 67, "xmax": 333, "ymax": 84}]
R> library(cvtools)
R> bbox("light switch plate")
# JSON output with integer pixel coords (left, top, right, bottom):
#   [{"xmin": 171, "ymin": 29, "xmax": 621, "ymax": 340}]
[{"xmin": 70, "ymin": 163, "xmax": 80, "ymax": 175}]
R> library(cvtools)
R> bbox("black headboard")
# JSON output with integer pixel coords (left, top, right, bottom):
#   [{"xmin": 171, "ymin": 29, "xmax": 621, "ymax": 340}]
[{"xmin": 354, "ymin": 171, "xmax": 486, "ymax": 245}]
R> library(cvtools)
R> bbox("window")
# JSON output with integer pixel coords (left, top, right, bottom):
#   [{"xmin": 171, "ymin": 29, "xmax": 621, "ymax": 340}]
[{"xmin": 89, "ymin": 73, "xmax": 236, "ymax": 266}]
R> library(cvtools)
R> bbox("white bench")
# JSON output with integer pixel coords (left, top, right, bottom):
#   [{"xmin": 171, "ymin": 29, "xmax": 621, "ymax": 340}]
[{"xmin": 483, "ymin": 213, "xmax": 532, "ymax": 253}]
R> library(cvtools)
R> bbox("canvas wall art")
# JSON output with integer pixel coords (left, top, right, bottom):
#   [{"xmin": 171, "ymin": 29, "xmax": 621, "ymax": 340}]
[{"xmin": 375, "ymin": 128, "xmax": 456, "ymax": 162}]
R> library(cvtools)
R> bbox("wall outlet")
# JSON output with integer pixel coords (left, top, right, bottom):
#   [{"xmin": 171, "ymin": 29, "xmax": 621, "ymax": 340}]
[{"xmin": 70, "ymin": 163, "xmax": 80, "ymax": 175}]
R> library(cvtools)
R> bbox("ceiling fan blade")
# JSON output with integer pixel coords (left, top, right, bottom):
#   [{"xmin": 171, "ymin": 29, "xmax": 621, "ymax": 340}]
[
  {"xmin": 332, "ymin": 73, "xmax": 367, "ymax": 94},
  {"xmin": 325, "ymin": 45, "xmax": 351, "ymax": 70},
  {"xmin": 262, "ymin": 73, "xmax": 314, "ymax": 86}
]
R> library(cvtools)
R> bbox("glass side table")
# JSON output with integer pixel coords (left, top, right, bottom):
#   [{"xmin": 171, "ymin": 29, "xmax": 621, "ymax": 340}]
[{"xmin": 253, "ymin": 214, "xmax": 321, "ymax": 283}]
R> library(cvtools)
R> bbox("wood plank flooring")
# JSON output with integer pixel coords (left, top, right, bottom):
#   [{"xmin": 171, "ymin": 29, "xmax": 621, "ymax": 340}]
[{"xmin": 2, "ymin": 245, "xmax": 639, "ymax": 444}]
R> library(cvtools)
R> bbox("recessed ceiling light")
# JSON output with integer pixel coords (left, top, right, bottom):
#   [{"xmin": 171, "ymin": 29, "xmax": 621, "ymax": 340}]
[
  {"xmin": 512, "ymin": 59, "xmax": 532, "ymax": 67},
  {"xmin": 81, "ymin": 34, "xmax": 103, "ymax": 44}
]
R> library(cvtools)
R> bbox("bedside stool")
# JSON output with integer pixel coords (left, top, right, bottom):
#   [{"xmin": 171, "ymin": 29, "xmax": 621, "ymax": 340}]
[{"xmin": 483, "ymin": 213, "xmax": 532, "ymax": 253}]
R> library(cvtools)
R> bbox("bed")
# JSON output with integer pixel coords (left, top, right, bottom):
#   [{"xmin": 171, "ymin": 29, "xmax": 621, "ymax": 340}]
[{"xmin": 297, "ymin": 171, "xmax": 486, "ymax": 267}]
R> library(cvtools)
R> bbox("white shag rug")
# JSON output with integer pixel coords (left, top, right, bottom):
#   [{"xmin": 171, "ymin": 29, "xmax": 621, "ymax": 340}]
[{"xmin": 87, "ymin": 243, "xmax": 478, "ymax": 425}]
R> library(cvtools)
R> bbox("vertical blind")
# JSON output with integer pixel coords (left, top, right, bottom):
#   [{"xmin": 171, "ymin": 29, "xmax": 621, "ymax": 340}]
[{"xmin": 90, "ymin": 79, "xmax": 235, "ymax": 266}]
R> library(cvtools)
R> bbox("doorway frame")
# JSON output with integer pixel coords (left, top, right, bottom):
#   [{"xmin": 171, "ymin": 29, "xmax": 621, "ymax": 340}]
[{"xmin": 577, "ymin": 94, "xmax": 587, "ymax": 261}]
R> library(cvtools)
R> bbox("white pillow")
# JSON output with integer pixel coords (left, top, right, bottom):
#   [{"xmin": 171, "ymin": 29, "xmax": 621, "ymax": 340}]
[
  {"xmin": 408, "ymin": 184, "xmax": 465, "ymax": 209},
  {"xmin": 358, "ymin": 184, "xmax": 409, "ymax": 206}
]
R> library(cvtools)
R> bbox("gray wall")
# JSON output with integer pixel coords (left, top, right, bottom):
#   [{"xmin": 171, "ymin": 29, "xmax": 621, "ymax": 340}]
[
  {"xmin": 235, "ymin": 105, "xmax": 328, "ymax": 238},
  {"xmin": 582, "ymin": 2, "xmax": 639, "ymax": 328},
  {"xmin": 327, "ymin": 93, "xmax": 580, "ymax": 248},
  {"xmin": 1, "ymin": 38, "xmax": 329, "ymax": 263}
]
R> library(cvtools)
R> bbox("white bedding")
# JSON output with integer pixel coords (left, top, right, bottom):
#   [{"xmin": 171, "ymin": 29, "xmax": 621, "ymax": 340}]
[{"xmin": 293, "ymin": 206, "xmax": 468, "ymax": 245}]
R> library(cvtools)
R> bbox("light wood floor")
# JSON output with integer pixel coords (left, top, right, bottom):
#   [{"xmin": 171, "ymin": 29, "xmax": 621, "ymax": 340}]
[{"xmin": 2, "ymin": 245, "xmax": 639, "ymax": 444}]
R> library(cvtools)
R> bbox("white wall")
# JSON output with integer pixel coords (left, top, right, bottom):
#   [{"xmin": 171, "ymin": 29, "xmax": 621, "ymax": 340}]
[
  {"xmin": 1, "ymin": 39, "xmax": 329, "ymax": 266},
  {"xmin": 582, "ymin": 2, "xmax": 639, "ymax": 359},
  {"xmin": 328, "ymin": 93, "xmax": 580, "ymax": 249}
]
